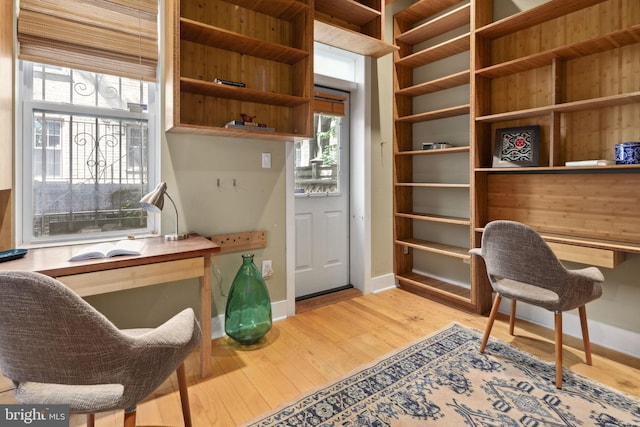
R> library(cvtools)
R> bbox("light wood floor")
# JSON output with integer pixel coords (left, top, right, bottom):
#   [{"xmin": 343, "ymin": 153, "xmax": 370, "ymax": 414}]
[{"xmin": 1, "ymin": 288, "xmax": 639, "ymax": 426}]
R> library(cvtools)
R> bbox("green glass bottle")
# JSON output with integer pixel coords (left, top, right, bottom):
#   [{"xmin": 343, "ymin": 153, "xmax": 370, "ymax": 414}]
[{"xmin": 224, "ymin": 254, "xmax": 272, "ymax": 345}]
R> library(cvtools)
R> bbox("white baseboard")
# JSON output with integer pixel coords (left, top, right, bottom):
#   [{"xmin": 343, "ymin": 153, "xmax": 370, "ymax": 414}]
[
  {"xmin": 370, "ymin": 273, "xmax": 396, "ymax": 293},
  {"xmin": 211, "ymin": 299, "xmax": 289, "ymax": 340},
  {"xmin": 498, "ymin": 299, "xmax": 640, "ymax": 358}
]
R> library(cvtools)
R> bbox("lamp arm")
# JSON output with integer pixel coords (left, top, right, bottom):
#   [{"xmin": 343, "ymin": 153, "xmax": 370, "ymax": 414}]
[{"xmin": 164, "ymin": 192, "xmax": 180, "ymax": 238}]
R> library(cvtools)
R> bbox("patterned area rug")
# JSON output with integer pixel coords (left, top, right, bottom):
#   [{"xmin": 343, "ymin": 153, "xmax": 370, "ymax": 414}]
[{"xmin": 244, "ymin": 322, "xmax": 639, "ymax": 426}]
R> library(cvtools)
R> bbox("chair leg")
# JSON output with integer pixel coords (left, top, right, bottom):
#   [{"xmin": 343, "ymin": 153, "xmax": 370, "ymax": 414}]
[
  {"xmin": 509, "ymin": 299, "xmax": 517, "ymax": 335},
  {"xmin": 86, "ymin": 414, "xmax": 95, "ymax": 427},
  {"xmin": 579, "ymin": 305, "xmax": 593, "ymax": 366},
  {"xmin": 177, "ymin": 363, "xmax": 193, "ymax": 427},
  {"xmin": 124, "ymin": 407, "xmax": 136, "ymax": 427},
  {"xmin": 480, "ymin": 294, "xmax": 502, "ymax": 353},
  {"xmin": 554, "ymin": 311, "xmax": 563, "ymax": 389}
]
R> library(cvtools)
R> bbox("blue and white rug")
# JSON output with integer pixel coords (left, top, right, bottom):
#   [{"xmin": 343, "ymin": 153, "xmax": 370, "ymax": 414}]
[{"xmin": 245, "ymin": 322, "xmax": 639, "ymax": 426}]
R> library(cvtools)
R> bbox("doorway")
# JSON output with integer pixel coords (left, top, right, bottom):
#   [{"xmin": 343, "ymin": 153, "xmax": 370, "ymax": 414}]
[{"xmin": 294, "ymin": 87, "xmax": 350, "ymax": 299}]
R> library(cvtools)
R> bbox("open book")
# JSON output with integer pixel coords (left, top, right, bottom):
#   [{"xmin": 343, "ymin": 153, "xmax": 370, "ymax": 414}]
[{"xmin": 69, "ymin": 239, "xmax": 146, "ymax": 261}]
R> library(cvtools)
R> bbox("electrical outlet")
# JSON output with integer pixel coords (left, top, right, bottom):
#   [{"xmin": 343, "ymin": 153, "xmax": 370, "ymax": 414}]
[{"xmin": 261, "ymin": 260, "xmax": 273, "ymax": 278}]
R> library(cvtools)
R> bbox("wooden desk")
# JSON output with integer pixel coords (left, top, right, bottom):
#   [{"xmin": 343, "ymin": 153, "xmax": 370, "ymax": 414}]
[{"xmin": 0, "ymin": 234, "xmax": 220, "ymax": 378}]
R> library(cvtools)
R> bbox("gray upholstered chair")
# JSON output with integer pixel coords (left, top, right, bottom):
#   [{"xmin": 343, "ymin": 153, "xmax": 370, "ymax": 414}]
[
  {"xmin": 0, "ymin": 270, "xmax": 201, "ymax": 427},
  {"xmin": 470, "ymin": 220, "xmax": 604, "ymax": 389}
]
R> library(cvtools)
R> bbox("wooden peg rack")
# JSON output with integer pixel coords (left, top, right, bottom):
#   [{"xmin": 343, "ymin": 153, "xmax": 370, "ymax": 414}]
[{"xmin": 210, "ymin": 230, "xmax": 267, "ymax": 254}]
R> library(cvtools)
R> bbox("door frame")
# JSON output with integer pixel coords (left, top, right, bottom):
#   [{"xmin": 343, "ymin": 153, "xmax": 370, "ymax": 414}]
[{"xmin": 286, "ymin": 48, "xmax": 372, "ymax": 316}]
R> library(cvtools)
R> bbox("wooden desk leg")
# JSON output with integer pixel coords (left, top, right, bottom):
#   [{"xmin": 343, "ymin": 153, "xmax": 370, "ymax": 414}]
[{"xmin": 200, "ymin": 255, "xmax": 212, "ymax": 378}]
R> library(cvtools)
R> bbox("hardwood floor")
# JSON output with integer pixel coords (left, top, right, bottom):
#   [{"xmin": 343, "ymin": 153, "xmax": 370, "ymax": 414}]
[{"xmin": 1, "ymin": 287, "xmax": 639, "ymax": 426}]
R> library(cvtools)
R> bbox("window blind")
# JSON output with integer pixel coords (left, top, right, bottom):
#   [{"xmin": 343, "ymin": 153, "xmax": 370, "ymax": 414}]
[
  {"xmin": 17, "ymin": 0, "xmax": 158, "ymax": 81},
  {"xmin": 314, "ymin": 92, "xmax": 347, "ymax": 116}
]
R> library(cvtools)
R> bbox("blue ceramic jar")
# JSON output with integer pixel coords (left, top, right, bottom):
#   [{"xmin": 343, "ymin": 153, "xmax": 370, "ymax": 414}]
[{"xmin": 615, "ymin": 142, "xmax": 640, "ymax": 164}]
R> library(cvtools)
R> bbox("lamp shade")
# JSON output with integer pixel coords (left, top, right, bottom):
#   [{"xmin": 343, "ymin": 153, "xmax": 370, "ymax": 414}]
[
  {"xmin": 140, "ymin": 182, "xmax": 167, "ymax": 214},
  {"xmin": 139, "ymin": 182, "xmax": 188, "ymax": 241}
]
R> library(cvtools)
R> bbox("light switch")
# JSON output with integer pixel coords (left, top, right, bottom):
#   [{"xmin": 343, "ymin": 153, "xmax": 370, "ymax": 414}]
[{"xmin": 262, "ymin": 152, "xmax": 271, "ymax": 168}]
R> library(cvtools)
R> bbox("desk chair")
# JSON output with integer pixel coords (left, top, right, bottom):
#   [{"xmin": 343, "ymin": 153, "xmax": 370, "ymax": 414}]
[
  {"xmin": 0, "ymin": 271, "xmax": 201, "ymax": 427},
  {"xmin": 470, "ymin": 220, "xmax": 604, "ymax": 388}
]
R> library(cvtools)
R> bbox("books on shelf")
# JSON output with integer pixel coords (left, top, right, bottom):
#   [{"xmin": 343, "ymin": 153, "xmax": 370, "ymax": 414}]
[
  {"xmin": 564, "ymin": 159, "xmax": 615, "ymax": 167},
  {"xmin": 69, "ymin": 239, "xmax": 146, "ymax": 261},
  {"xmin": 225, "ymin": 120, "xmax": 274, "ymax": 132},
  {"xmin": 421, "ymin": 142, "xmax": 451, "ymax": 150},
  {"xmin": 213, "ymin": 78, "xmax": 246, "ymax": 88}
]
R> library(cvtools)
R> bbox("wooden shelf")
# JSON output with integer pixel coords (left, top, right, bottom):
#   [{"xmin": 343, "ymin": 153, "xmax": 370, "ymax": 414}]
[
  {"xmin": 476, "ymin": 164, "xmax": 640, "ymax": 173},
  {"xmin": 396, "ymin": 272, "xmax": 472, "ymax": 304},
  {"xmin": 395, "ymin": 212, "xmax": 470, "ymax": 226},
  {"xmin": 224, "ymin": 0, "xmax": 310, "ymax": 20},
  {"xmin": 395, "ymin": 182, "xmax": 469, "ymax": 189},
  {"xmin": 475, "ymin": 227, "xmax": 640, "ymax": 255},
  {"xmin": 476, "ymin": 25, "xmax": 640, "ymax": 79},
  {"xmin": 166, "ymin": 0, "xmax": 313, "ymax": 140},
  {"xmin": 395, "ymin": 238, "xmax": 470, "ymax": 260},
  {"xmin": 395, "ymin": 0, "xmax": 462, "ymax": 27},
  {"xmin": 315, "ymin": 0, "xmax": 380, "ymax": 26},
  {"xmin": 475, "ymin": 0, "xmax": 606, "ymax": 40},
  {"xmin": 180, "ymin": 18, "xmax": 309, "ymax": 65},
  {"xmin": 475, "ymin": 92, "xmax": 640, "ymax": 123},
  {"xmin": 163, "ymin": 122, "xmax": 310, "ymax": 141},
  {"xmin": 314, "ymin": 20, "xmax": 397, "ymax": 58},
  {"xmin": 396, "ymin": 146, "xmax": 469, "ymax": 156},
  {"xmin": 180, "ymin": 78, "xmax": 309, "ymax": 107},
  {"xmin": 395, "ymin": 33, "xmax": 470, "ymax": 68},
  {"xmin": 313, "ymin": 0, "xmax": 396, "ymax": 58},
  {"xmin": 396, "ymin": 3, "xmax": 470, "ymax": 45},
  {"xmin": 398, "ymin": 104, "xmax": 470, "ymax": 123},
  {"xmin": 396, "ymin": 70, "xmax": 469, "ymax": 97}
]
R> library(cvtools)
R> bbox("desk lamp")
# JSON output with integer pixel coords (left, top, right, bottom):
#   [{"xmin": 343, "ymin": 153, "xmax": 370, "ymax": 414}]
[{"xmin": 140, "ymin": 182, "xmax": 188, "ymax": 240}]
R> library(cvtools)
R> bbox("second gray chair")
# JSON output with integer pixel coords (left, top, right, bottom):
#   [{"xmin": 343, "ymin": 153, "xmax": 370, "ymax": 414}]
[
  {"xmin": 0, "ymin": 270, "xmax": 201, "ymax": 427},
  {"xmin": 470, "ymin": 220, "xmax": 604, "ymax": 389}
]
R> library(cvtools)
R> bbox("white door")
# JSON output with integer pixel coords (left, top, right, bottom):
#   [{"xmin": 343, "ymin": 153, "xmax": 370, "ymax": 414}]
[{"xmin": 294, "ymin": 88, "xmax": 350, "ymax": 298}]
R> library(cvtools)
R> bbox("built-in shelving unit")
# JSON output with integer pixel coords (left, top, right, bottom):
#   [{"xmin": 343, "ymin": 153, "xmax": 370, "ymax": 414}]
[
  {"xmin": 394, "ymin": 0, "xmax": 640, "ymax": 312},
  {"xmin": 314, "ymin": 0, "xmax": 396, "ymax": 58},
  {"xmin": 165, "ymin": 0, "xmax": 314, "ymax": 141},
  {"xmin": 393, "ymin": 0, "xmax": 488, "ymax": 313},
  {"xmin": 471, "ymin": 0, "xmax": 640, "ymax": 277}
]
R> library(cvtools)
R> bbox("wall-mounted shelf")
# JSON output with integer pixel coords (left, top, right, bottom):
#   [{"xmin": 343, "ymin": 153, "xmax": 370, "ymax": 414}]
[
  {"xmin": 395, "ymin": 33, "xmax": 470, "ymax": 68},
  {"xmin": 314, "ymin": 0, "xmax": 396, "ymax": 58},
  {"xmin": 165, "ymin": 0, "xmax": 313, "ymax": 140},
  {"xmin": 398, "ymin": 105, "xmax": 470, "ymax": 123}
]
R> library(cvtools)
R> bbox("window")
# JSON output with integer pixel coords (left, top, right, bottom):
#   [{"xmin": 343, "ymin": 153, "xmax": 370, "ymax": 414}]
[
  {"xmin": 294, "ymin": 113, "xmax": 343, "ymax": 195},
  {"xmin": 19, "ymin": 62, "xmax": 158, "ymax": 244},
  {"xmin": 294, "ymin": 90, "xmax": 347, "ymax": 195}
]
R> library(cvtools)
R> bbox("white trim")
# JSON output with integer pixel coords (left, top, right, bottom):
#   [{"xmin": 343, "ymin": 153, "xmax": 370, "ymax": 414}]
[
  {"xmin": 285, "ymin": 141, "xmax": 296, "ymax": 316},
  {"xmin": 498, "ymin": 299, "xmax": 640, "ymax": 358},
  {"xmin": 286, "ymin": 45, "xmax": 372, "ymax": 314},
  {"xmin": 370, "ymin": 273, "xmax": 396, "ymax": 293},
  {"xmin": 211, "ymin": 299, "xmax": 289, "ymax": 340}
]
